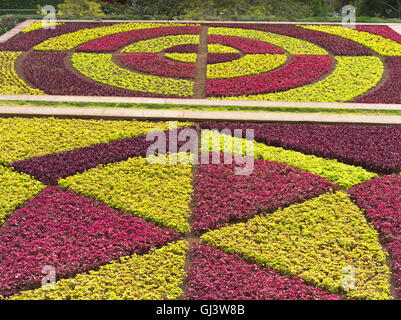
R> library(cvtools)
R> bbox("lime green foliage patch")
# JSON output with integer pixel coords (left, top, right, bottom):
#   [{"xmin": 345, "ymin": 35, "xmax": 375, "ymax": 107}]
[
  {"xmin": 11, "ymin": 241, "xmax": 187, "ymax": 300},
  {"xmin": 201, "ymin": 192, "xmax": 390, "ymax": 300},
  {"xmin": 222, "ymin": 56, "xmax": 383, "ymax": 102},
  {"xmin": 0, "ymin": 166, "xmax": 44, "ymax": 225},
  {"xmin": 0, "ymin": 117, "xmax": 175, "ymax": 164},
  {"xmin": 34, "ymin": 23, "xmax": 195, "ymax": 51},
  {"xmin": 201, "ymin": 130, "xmax": 377, "ymax": 189},
  {"xmin": 0, "ymin": 52, "xmax": 44, "ymax": 95},
  {"xmin": 207, "ymin": 54, "xmax": 287, "ymax": 79},
  {"xmin": 300, "ymin": 25, "xmax": 401, "ymax": 56},
  {"xmin": 208, "ymin": 27, "xmax": 328, "ymax": 55},
  {"xmin": 58, "ymin": 155, "xmax": 193, "ymax": 233},
  {"xmin": 165, "ymin": 53, "xmax": 197, "ymax": 63},
  {"xmin": 122, "ymin": 35, "xmax": 199, "ymax": 53},
  {"xmin": 72, "ymin": 53, "xmax": 194, "ymax": 97},
  {"xmin": 22, "ymin": 22, "xmax": 64, "ymax": 33},
  {"xmin": 208, "ymin": 43, "xmax": 239, "ymax": 53}
]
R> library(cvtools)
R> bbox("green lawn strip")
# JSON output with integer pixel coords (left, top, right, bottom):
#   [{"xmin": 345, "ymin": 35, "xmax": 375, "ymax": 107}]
[
  {"xmin": 201, "ymin": 130, "xmax": 377, "ymax": 189},
  {"xmin": 201, "ymin": 192, "xmax": 391, "ymax": 300},
  {"xmin": 0, "ymin": 100, "xmax": 400, "ymax": 116},
  {"xmin": 11, "ymin": 240, "xmax": 187, "ymax": 300}
]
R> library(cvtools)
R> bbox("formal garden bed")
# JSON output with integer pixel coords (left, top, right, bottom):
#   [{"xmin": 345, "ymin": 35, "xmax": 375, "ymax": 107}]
[
  {"xmin": 0, "ymin": 117, "xmax": 400, "ymax": 300},
  {"xmin": 1, "ymin": 21, "xmax": 401, "ymax": 104}
]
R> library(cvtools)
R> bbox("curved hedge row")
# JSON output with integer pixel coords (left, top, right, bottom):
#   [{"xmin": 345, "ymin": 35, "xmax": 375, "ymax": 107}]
[
  {"xmin": 192, "ymin": 153, "xmax": 338, "ymax": 233},
  {"xmin": 0, "ymin": 166, "xmax": 44, "ymax": 226},
  {"xmin": 0, "ymin": 186, "xmax": 180, "ymax": 297},
  {"xmin": 187, "ymin": 244, "xmax": 341, "ymax": 300}
]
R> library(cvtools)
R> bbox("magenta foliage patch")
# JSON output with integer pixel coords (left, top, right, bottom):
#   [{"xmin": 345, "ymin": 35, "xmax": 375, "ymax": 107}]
[
  {"xmin": 206, "ymin": 55, "xmax": 332, "ymax": 97},
  {"xmin": 348, "ymin": 175, "xmax": 401, "ymax": 295},
  {"xmin": 208, "ymin": 34, "xmax": 285, "ymax": 54},
  {"xmin": 200, "ymin": 122, "xmax": 401, "ymax": 173},
  {"xmin": 23, "ymin": 51, "xmax": 180, "ymax": 98},
  {"xmin": 192, "ymin": 153, "xmax": 338, "ymax": 234},
  {"xmin": 0, "ymin": 186, "xmax": 180, "ymax": 297},
  {"xmin": 120, "ymin": 53, "xmax": 195, "ymax": 78},
  {"xmin": 207, "ymin": 53, "xmax": 241, "ymax": 64},
  {"xmin": 0, "ymin": 23, "xmax": 103, "ymax": 51},
  {"xmin": 11, "ymin": 128, "xmax": 195, "ymax": 185},
  {"xmin": 186, "ymin": 244, "xmax": 341, "ymax": 300},
  {"xmin": 353, "ymin": 57, "xmax": 401, "ymax": 104},
  {"xmin": 211, "ymin": 23, "xmax": 374, "ymax": 56},
  {"xmin": 76, "ymin": 26, "xmax": 201, "ymax": 52}
]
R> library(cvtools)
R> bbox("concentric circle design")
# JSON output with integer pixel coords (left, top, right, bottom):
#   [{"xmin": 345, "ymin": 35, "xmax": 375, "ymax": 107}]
[{"xmin": 1, "ymin": 22, "xmax": 399, "ymax": 102}]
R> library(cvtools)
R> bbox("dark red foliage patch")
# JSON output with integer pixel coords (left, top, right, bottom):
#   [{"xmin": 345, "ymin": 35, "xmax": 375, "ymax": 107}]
[
  {"xmin": 206, "ymin": 55, "xmax": 332, "ymax": 97},
  {"xmin": 23, "ymin": 51, "xmax": 181, "ymax": 98},
  {"xmin": 207, "ymin": 53, "xmax": 241, "ymax": 64},
  {"xmin": 76, "ymin": 26, "xmax": 201, "ymax": 52},
  {"xmin": 11, "ymin": 128, "xmax": 195, "ymax": 185},
  {"xmin": 208, "ymin": 34, "xmax": 285, "ymax": 54},
  {"xmin": 0, "ymin": 186, "xmax": 180, "ymax": 297},
  {"xmin": 200, "ymin": 122, "xmax": 401, "ymax": 173},
  {"xmin": 120, "ymin": 53, "xmax": 195, "ymax": 78},
  {"xmin": 186, "ymin": 244, "xmax": 342, "ymax": 300},
  {"xmin": 192, "ymin": 153, "xmax": 338, "ymax": 234},
  {"xmin": 348, "ymin": 175, "xmax": 401, "ymax": 296},
  {"xmin": 211, "ymin": 23, "xmax": 374, "ymax": 56}
]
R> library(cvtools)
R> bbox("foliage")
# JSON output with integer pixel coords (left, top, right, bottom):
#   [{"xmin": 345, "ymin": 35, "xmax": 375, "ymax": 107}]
[
  {"xmin": 223, "ymin": 56, "xmax": 383, "ymax": 102},
  {"xmin": 0, "ymin": 117, "xmax": 171, "ymax": 164},
  {"xmin": 192, "ymin": 153, "xmax": 338, "ymax": 233},
  {"xmin": 0, "ymin": 52, "xmax": 44, "ymax": 95},
  {"xmin": 207, "ymin": 54, "xmax": 287, "ymax": 79},
  {"xmin": 187, "ymin": 244, "xmax": 341, "ymax": 299},
  {"xmin": 59, "ymin": 154, "xmax": 194, "ymax": 233},
  {"xmin": 0, "ymin": 166, "xmax": 44, "ymax": 226},
  {"xmin": 58, "ymin": 0, "xmax": 104, "ymax": 16},
  {"xmin": 200, "ymin": 130, "xmax": 378, "ymax": 189},
  {"xmin": 201, "ymin": 191, "xmax": 391, "ymax": 300},
  {"xmin": 11, "ymin": 241, "xmax": 187, "ymax": 300},
  {"xmin": 201, "ymin": 122, "xmax": 401, "ymax": 174},
  {"xmin": 71, "ymin": 53, "xmax": 194, "ymax": 96}
]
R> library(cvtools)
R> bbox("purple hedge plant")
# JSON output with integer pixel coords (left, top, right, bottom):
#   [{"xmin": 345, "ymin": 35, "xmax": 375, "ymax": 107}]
[
  {"xmin": 192, "ymin": 153, "xmax": 338, "ymax": 234},
  {"xmin": 200, "ymin": 122, "xmax": 401, "ymax": 173}
]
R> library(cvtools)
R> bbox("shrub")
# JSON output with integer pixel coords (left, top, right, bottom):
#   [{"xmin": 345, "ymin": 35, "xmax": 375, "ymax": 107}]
[{"xmin": 0, "ymin": 186, "xmax": 180, "ymax": 297}]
